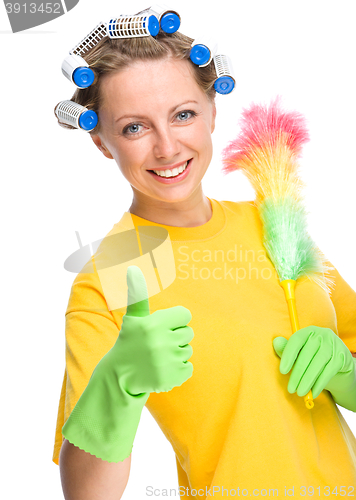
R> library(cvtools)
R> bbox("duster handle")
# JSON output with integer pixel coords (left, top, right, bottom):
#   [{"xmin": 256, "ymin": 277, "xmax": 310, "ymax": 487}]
[{"xmin": 280, "ymin": 279, "xmax": 314, "ymax": 410}]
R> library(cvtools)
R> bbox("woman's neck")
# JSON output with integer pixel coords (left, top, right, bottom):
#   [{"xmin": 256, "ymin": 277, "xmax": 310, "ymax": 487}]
[{"xmin": 128, "ymin": 188, "xmax": 212, "ymax": 228}]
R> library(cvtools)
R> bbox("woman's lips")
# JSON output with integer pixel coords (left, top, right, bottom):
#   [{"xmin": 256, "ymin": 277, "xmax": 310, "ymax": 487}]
[
  {"xmin": 149, "ymin": 159, "xmax": 189, "ymax": 171},
  {"xmin": 147, "ymin": 159, "xmax": 192, "ymax": 184}
]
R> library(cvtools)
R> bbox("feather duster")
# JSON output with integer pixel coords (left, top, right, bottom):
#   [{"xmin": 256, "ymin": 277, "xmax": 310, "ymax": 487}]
[{"xmin": 222, "ymin": 96, "xmax": 335, "ymax": 408}]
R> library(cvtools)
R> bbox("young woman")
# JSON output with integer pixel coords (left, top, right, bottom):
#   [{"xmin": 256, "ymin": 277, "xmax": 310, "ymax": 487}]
[{"xmin": 53, "ymin": 22, "xmax": 356, "ymax": 500}]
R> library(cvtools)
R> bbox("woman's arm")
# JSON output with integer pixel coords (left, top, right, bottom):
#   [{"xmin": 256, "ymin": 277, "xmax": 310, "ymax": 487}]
[{"xmin": 59, "ymin": 439, "xmax": 131, "ymax": 500}]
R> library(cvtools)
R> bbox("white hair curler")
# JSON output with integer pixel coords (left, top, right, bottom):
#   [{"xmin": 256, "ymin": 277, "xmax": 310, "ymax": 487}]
[
  {"xmin": 213, "ymin": 54, "xmax": 235, "ymax": 94},
  {"xmin": 61, "ymin": 15, "xmax": 161, "ymax": 89},
  {"xmin": 61, "ymin": 22, "xmax": 108, "ymax": 89},
  {"xmin": 61, "ymin": 54, "xmax": 95, "ymax": 89},
  {"xmin": 190, "ymin": 36, "xmax": 218, "ymax": 67},
  {"xmin": 55, "ymin": 100, "xmax": 98, "ymax": 132},
  {"xmin": 70, "ymin": 21, "xmax": 108, "ymax": 57},
  {"xmin": 137, "ymin": 5, "xmax": 181, "ymax": 33},
  {"xmin": 107, "ymin": 14, "xmax": 159, "ymax": 38}
]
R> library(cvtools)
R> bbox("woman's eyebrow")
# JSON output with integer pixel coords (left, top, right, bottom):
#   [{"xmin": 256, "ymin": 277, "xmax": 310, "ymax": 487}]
[{"xmin": 114, "ymin": 100, "xmax": 199, "ymax": 123}]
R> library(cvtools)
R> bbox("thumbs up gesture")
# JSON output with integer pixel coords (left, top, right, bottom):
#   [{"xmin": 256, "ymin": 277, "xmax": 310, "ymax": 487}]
[
  {"xmin": 62, "ymin": 265, "xmax": 194, "ymax": 463},
  {"xmin": 99, "ymin": 265, "xmax": 194, "ymax": 395}
]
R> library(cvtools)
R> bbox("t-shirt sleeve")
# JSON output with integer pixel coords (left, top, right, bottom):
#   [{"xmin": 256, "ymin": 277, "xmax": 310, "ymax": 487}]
[
  {"xmin": 327, "ymin": 260, "xmax": 356, "ymax": 355},
  {"xmin": 52, "ymin": 256, "xmax": 126, "ymax": 465}
]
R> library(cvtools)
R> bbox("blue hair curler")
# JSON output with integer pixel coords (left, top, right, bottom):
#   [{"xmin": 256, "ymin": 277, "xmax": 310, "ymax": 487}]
[
  {"xmin": 147, "ymin": 15, "xmax": 160, "ymax": 36},
  {"xmin": 107, "ymin": 14, "xmax": 159, "ymax": 38},
  {"xmin": 72, "ymin": 66, "xmax": 95, "ymax": 88},
  {"xmin": 160, "ymin": 12, "xmax": 180, "ymax": 33},
  {"xmin": 137, "ymin": 5, "xmax": 181, "ymax": 34},
  {"xmin": 62, "ymin": 22, "xmax": 108, "ymax": 88},
  {"xmin": 214, "ymin": 76, "xmax": 235, "ymax": 94},
  {"xmin": 213, "ymin": 55, "xmax": 235, "ymax": 95},
  {"xmin": 55, "ymin": 101, "xmax": 98, "ymax": 132},
  {"xmin": 190, "ymin": 44, "xmax": 210, "ymax": 66},
  {"xmin": 62, "ymin": 54, "xmax": 96, "ymax": 89},
  {"xmin": 79, "ymin": 110, "xmax": 98, "ymax": 131},
  {"xmin": 190, "ymin": 36, "xmax": 218, "ymax": 67}
]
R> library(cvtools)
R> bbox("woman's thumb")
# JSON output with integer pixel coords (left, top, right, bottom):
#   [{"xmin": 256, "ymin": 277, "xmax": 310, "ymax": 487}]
[
  {"xmin": 272, "ymin": 336, "xmax": 288, "ymax": 358},
  {"xmin": 125, "ymin": 265, "xmax": 150, "ymax": 317}
]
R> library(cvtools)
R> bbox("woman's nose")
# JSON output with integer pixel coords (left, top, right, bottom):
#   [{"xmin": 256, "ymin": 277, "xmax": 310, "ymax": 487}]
[{"xmin": 153, "ymin": 127, "xmax": 181, "ymax": 160}]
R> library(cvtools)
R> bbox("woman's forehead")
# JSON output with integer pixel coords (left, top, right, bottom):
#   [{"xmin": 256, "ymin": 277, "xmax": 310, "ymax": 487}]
[{"xmin": 100, "ymin": 58, "xmax": 202, "ymax": 108}]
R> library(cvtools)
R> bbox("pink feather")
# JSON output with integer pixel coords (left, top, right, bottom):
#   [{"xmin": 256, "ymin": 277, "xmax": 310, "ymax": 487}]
[{"xmin": 221, "ymin": 96, "xmax": 310, "ymax": 175}]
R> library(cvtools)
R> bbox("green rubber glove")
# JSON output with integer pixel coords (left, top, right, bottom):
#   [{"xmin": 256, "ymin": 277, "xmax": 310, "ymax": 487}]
[
  {"xmin": 62, "ymin": 265, "xmax": 194, "ymax": 462},
  {"xmin": 273, "ymin": 326, "xmax": 356, "ymax": 411}
]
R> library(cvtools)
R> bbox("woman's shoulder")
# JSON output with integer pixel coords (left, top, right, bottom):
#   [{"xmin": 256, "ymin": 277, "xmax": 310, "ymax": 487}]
[
  {"xmin": 216, "ymin": 198, "xmax": 258, "ymax": 219},
  {"xmin": 214, "ymin": 199, "xmax": 263, "ymax": 240},
  {"xmin": 65, "ymin": 254, "xmax": 110, "ymax": 316},
  {"xmin": 218, "ymin": 199, "xmax": 256, "ymax": 210}
]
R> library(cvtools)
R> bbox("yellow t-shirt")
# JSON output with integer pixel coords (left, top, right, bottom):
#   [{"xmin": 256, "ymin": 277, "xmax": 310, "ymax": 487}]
[{"xmin": 52, "ymin": 198, "xmax": 356, "ymax": 497}]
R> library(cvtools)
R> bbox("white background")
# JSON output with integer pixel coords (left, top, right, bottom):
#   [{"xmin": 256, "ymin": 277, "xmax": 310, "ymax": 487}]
[{"xmin": 1, "ymin": 0, "xmax": 356, "ymax": 498}]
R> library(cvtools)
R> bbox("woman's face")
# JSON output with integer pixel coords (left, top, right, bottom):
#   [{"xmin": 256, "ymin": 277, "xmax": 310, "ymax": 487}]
[{"xmin": 91, "ymin": 57, "xmax": 216, "ymax": 205}]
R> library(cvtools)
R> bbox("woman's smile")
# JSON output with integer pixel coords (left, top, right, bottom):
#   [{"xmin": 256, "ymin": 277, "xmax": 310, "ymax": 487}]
[{"xmin": 147, "ymin": 158, "xmax": 193, "ymax": 183}]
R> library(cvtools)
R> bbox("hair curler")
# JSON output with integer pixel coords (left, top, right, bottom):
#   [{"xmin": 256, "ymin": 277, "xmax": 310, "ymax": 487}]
[
  {"xmin": 70, "ymin": 21, "xmax": 108, "ymax": 57},
  {"xmin": 213, "ymin": 54, "xmax": 235, "ymax": 95},
  {"xmin": 61, "ymin": 54, "xmax": 95, "ymax": 89},
  {"xmin": 107, "ymin": 14, "xmax": 159, "ymax": 38},
  {"xmin": 55, "ymin": 100, "xmax": 98, "ymax": 132},
  {"xmin": 137, "ymin": 5, "xmax": 181, "ymax": 33},
  {"xmin": 61, "ymin": 22, "xmax": 108, "ymax": 88},
  {"xmin": 190, "ymin": 36, "xmax": 218, "ymax": 67}
]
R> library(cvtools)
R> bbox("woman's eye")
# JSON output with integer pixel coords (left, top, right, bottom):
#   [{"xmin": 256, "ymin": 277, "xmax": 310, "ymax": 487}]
[
  {"xmin": 123, "ymin": 123, "xmax": 142, "ymax": 135},
  {"xmin": 176, "ymin": 110, "xmax": 196, "ymax": 121}
]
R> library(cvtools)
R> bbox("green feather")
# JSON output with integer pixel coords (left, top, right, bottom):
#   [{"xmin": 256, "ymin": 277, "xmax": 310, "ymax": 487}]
[{"xmin": 260, "ymin": 196, "xmax": 335, "ymax": 294}]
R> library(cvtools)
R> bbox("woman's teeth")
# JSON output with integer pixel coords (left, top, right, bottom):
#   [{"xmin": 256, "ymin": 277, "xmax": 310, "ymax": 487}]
[{"xmin": 152, "ymin": 161, "xmax": 188, "ymax": 178}]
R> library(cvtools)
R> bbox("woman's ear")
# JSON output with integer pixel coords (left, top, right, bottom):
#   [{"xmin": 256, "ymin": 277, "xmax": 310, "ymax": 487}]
[
  {"xmin": 211, "ymin": 102, "xmax": 217, "ymax": 133},
  {"xmin": 90, "ymin": 134, "xmax": 114, "ymax": 159}
]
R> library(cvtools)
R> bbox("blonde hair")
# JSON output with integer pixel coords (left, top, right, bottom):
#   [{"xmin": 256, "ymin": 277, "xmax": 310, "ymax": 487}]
[{"xmin": 54, "ymin": 30, "xmax": 217, "ymax": 134}]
